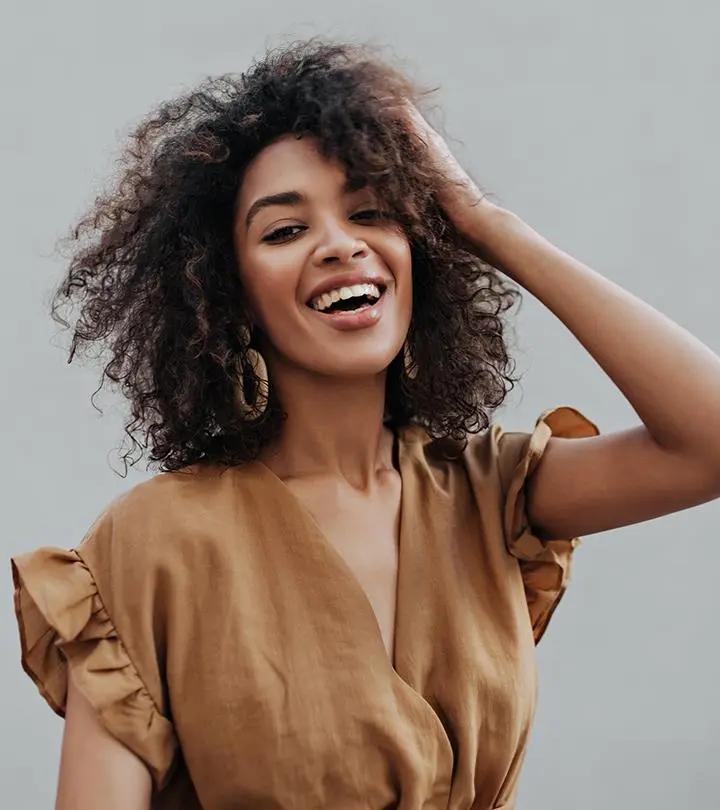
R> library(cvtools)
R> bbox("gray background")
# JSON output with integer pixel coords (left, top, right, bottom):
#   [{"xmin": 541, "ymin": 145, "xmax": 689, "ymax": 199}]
[{"xmin": 2, "ymin": 1, "xmax": 718, "ymax": 807}]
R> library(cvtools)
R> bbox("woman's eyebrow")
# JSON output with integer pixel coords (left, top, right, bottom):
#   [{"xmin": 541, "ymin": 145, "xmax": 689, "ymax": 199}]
[
  {"xmin": 244, "ymin": 179, "xmax": 368, "ymax": 229},
  {"xmin": 245, "ymin": 190, "xmax": 305, "ymax": 228}
]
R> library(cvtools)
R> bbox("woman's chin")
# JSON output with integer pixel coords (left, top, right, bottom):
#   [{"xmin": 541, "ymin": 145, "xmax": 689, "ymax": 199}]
[
  {"xmin": 292, "ymin": 346, "xmax": 401, "ymax": 380},
  {"xmin": 265, "ymin": 327, "xmax": 408, "ymax": 382},
  {"xmin": 313, "ymin": 356, "xmax": 396, "ymax": 380}
]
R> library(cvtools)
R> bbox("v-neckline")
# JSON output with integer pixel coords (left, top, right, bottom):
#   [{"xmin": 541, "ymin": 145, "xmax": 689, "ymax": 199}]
[{"xmin": 250, "ymin": 427, "xmax": 410, "ymax": 674}]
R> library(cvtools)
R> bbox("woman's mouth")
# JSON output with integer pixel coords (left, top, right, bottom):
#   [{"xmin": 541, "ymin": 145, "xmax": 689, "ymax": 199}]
[
  {"xmin": 308, "ymin": 282, "xmax": 385, "ymax": 314},
  {"xmin": 306, "ymin": 282, "xmax": 389, "ymax": 331}
]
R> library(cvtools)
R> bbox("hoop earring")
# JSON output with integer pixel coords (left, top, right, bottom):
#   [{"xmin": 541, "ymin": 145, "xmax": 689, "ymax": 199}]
[
  {"xmin": 403, "ymin": 340, "xmax": 418, "ymax": 380},
  {"xmin": 237, "ymin": 342, "xmax": 270, "ymax": 419}
]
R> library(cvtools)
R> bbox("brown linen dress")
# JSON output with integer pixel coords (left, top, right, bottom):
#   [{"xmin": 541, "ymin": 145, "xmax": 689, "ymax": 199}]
[{"xmin": 11, "ymin": 406, "xmax": 597, "ymax": 810}]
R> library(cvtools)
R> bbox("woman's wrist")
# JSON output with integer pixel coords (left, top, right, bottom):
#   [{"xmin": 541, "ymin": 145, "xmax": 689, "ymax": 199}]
[{"xmin": 460, "ymin": 201, "xmax": 526, "ymax": 271}]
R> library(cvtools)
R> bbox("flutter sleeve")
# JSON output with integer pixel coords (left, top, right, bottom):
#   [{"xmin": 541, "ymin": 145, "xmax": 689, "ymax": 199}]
[
  {"xmin": 11, "ymin": 507, "xmax": 178, "ymax": 790},
  {"xmin": 493, "ymin": 406, "xmax": 599, "ymax": 643}
]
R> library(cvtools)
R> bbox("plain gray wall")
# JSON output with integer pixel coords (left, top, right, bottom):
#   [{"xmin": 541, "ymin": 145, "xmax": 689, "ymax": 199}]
[{"xmin": 2, "ymin": 1, "xmax": 718, "ymax": 807}]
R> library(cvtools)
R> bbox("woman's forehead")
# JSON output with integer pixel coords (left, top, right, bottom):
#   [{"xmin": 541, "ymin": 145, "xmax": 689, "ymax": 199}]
[
  {"xmin": 242, "ymin": 136, "xmax": 332, "ymax": 188},
  {"xmin": 237, "ymin": 136, "xmax": 374, "ymax": 213}
]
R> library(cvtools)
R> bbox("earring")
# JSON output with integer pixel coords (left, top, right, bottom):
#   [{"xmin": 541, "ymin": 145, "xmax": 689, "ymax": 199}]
[
  {"xmin": 403, "ymin": 340, "xmax": 418, "ymax": 380},
  {"xmin": 236, "ymin": 333, "xmax": 270, "ymax": 419}
]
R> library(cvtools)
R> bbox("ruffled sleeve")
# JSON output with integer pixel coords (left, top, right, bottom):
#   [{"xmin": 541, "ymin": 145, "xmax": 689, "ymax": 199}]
[
  {"xmin": 496, "ymin": 407, "xmax": 600, "ymax": 643},
  {"xmin": 11, "ymin": 546, "xmax": 177, "ymax": 789}
]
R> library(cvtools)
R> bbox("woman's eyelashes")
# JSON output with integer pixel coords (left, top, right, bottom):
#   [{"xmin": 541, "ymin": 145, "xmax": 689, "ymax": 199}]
[
  {"xmin": 350, "ymin": 208, "xmax": 386, "ymax": 223},
  {"xmin": 261, "ymin": 209, "xmax": 386, "ymax": 244},
  {"xmin": 262, "ymin": 224, "xmax": 306, "ymax": 243}
]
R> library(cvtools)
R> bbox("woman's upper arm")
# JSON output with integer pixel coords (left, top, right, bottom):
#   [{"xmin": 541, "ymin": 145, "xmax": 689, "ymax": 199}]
[
  {"xmin": 526, "ymin": 426, "xmax": 720, "ymax": 538},
  {"xmin": 56, "ymin": 675, "xmax": 152, "ymax": 810}
]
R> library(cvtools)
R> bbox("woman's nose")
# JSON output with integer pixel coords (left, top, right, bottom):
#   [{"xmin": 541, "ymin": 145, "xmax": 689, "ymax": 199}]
[{"xmin": 312, "ymin": 223, "xmax": 369, "ymax": 266}]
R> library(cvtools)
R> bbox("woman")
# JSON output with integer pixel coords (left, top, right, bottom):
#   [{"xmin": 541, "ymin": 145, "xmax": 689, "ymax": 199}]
[{"xmin": 10, "ymin": 40, "xmax": 720, "ymax": 810}]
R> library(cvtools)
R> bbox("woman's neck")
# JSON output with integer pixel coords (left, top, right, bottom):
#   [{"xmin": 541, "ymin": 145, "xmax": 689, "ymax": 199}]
[{"xmin": 260, "ymin": 364, "xmax": 395, "ymax": 490}]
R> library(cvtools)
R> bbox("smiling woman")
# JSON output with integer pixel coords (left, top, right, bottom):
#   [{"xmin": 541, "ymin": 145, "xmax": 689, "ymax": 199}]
[
  {"xmin": 234, "ymin": 134, "xmax": 414, "ymax": 378},
  {"xmin": 10, "ymin": 36, "xmax": 720, "ymax": 810},
  {"xmin": 43, "ymin": 42, "xmax": 517, "ymax": 472}
]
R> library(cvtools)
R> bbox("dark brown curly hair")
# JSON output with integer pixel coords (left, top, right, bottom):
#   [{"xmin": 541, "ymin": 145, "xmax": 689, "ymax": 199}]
[{"xmin": 54, "ymin": 39, "xmax": 519, "ymax": 472}]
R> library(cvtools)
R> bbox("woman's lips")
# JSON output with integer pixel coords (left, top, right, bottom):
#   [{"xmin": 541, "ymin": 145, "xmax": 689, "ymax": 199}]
[{"xmin": 307, "ymin": 289, "xmax": 388, "ymax": 331}]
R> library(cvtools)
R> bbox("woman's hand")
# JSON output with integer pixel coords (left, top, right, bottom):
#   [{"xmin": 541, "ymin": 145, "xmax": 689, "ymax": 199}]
[{"xmin": 403, "ymin": 104, "xmax": 499, "ymax": 247}]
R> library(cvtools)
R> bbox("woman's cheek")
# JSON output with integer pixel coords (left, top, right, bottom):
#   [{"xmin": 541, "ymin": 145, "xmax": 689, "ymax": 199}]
[{"xmin": 250, "ymin": 256, "xmax": 304, "ymax": 331}]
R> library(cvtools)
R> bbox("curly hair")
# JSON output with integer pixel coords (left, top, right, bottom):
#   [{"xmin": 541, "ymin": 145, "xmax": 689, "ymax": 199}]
[{"xmin": 53, "ymin": 39, "xmax": 519, "ymax": 472}]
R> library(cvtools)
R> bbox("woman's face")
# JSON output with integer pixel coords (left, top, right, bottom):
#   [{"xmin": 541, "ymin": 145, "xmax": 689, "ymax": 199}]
[{"xmin": 234, "ymin": 135, "xmax": 413, "ymax": 380}]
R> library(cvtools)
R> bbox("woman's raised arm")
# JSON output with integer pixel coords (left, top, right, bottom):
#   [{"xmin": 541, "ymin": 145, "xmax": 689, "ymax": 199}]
[{"xmin": 406, "ymin": 105, "xmax": 720, "ymax": 537}]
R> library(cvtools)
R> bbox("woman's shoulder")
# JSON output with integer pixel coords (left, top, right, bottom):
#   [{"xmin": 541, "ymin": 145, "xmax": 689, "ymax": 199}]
[
  {"xmin": 76, "ymin": 461, "xmax": 268, "ymax": 569},
  {"xmin": 398, "ymin": 406, "xmax": 599, "ymax": 511},
  {"xmin": 401, "ymin": 406, "xmax": 598, "ymax": 467},
  {"xmin": 108, "ymin": 460, "xmax": 266, "ymax": 519},
  {"xmin": 402, "ymin": 407, "xmax": 599, "ymax": 644}
]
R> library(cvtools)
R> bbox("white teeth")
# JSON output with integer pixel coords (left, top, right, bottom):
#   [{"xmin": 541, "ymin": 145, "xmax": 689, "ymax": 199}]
[{"xmin": 311, "ymin": 282, "xmax": 382, "ymax": 312}]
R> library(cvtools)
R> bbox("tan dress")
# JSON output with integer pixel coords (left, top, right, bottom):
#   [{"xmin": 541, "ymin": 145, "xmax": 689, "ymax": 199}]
[{"xmin": 11, "ymin": 407, "xmax": 597, "ymax": 810}]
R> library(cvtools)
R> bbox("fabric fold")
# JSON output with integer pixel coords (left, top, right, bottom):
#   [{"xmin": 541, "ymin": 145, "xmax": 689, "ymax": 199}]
[
  {"xmin": 11, "ymin": 547, "xmax": 177, "ymax": 789},
  {"xmin": 502, "ymin": 406, "xmax": 600, "ymax": 643}
]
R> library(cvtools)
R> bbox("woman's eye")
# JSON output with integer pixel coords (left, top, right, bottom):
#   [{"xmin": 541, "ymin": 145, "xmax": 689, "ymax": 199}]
[
  {"xmin": 262, "ymin": 225, "xmax": 305, "ymax": 244},
  {"xmin": 351, "ymin": 209, "xmax": 386, "ymax": 223}
]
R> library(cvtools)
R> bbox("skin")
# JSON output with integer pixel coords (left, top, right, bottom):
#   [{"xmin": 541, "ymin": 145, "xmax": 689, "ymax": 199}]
[
  {"xmin": 56, "ymin": 677, "xmax": 152, "ymax": 809},
  {"xmin": 56, "ymin": 113, "xmax": 720, "ymax": 809},
  {"xmin": 233, "ymin": 134, "xmax": 414, "ymax": 484}
]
